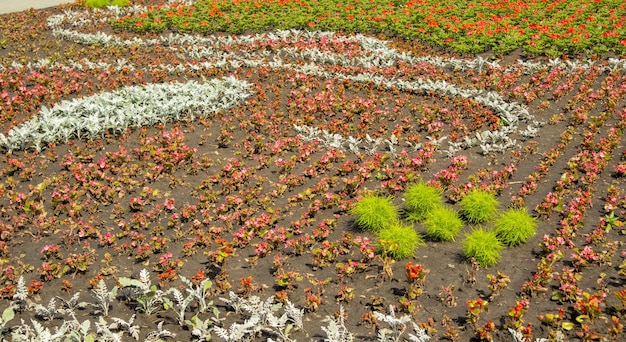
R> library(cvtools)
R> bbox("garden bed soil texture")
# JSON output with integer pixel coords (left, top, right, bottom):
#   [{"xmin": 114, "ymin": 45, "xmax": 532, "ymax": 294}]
[{"xmin": 0, "ymin": 0, "xmax": 625, "ymax": 341}]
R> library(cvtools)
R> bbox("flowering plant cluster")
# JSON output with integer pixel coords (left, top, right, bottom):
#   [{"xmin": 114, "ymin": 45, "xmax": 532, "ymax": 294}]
[{"xmin": 0, "ymin": 0, "xmax": 625, "ymax": 341}]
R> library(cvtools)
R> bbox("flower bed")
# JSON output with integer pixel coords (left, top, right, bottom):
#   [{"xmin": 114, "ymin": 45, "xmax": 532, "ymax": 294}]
[{"xmin": 0, "ymin": 0, "xmax": 625, "ymax": 341}]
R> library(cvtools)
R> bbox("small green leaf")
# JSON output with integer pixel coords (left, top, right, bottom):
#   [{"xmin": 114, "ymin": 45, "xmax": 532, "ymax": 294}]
[
  {"xmin": 163, "ymin": 297, "xmax": 172, "ymax": 310},
  {"xmin": 2, "ymin": 307, "xmax": 14, "ymax": 323},
  {"xmin": 562, "ymin": 321, "xmax": 575, "ymax": 330},
  {"xmin": 576, "ymin": 314, "xmax": 588, "ymax": 323}
]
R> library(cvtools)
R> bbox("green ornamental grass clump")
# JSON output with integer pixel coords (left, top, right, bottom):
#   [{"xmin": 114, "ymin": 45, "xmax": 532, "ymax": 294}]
[
  {"xmin": 85, "ymin": 0, "xmax": 129, "ymax": 8},
  {"xmin": 459, "ymin": 189, "xmax": 499, "ymax": 224},
  {"xmin": 462, "ymin": 227, "xmax": 503, "ymax": 267},
  {"xmin": 404, "ymin": 181, "xmax": 443, "ymax": 222},
  {"xmin": 377, "ymin": 223, "xmax": 425, "ymax": 260},
  {"xmin": 424, "ymin": 205, "xmax": 464, "ymax": 242},
  {"xmin": 351, "ymin": 194, "xmax": 398, "ymax": 233},
  {"xmin": 494, "ymin": 208, "xmax": 538, "ymax": 246}
]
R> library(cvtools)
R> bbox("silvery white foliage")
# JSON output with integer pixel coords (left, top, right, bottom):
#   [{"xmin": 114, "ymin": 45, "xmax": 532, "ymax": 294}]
[
  {"xmin": 118, "ymin": 269, "xmax": 168, "ymax": 316},
  {"xmin": 10, "ymin": 319, "xmax": 70, "ymax": 342},
  {"xmin": 11, "ymin": 276, "xmax": 28, "ymax": 312},
  {"xmin": 474, "ymin": 56, "xmax": 490, "ymax": 73},
  {"xmin": 406, "ymin": 322, "xmax": 431, "ymax": 342},
  {"xmin": 515, "ymin": 59, "xmax": 544, "ymax": 74},
  {"xmin": 42, "ymin": 3, "xmax": 604, "ymax": 161},
  {"xmin": 321, "ymin": 306, "xmax": 353, "ymax": 342},
  {"xmin": 219, "ymin": 291, "xmax": 303, "ymax": 342},
  {"xmin": 564, "ymin": 60, "xmax": 583, "ymax": 72},
  {"xmin": 520, "ymin": 124, "xmax": 540, "ymax": 139},
  {"xmin": 164, "ymin": 288, "xmax": 195, "ymax": 325},
  {"xmin": 322, "ymin": 129, "xmax": 345, "ymax": 149},
  {"xmin": 56, "ymin": 292, "xmax": 89, "ymax": 319},
  {"xmin": 0, "ymin": 77, "xmax": 252, "ymax": 152},
  {"xmin": 406, "ymin": 141, "xmax": 422, "ymax": 152},
  {"xmin": 95, "ymin": 316, "xmax": 124, "ymax": 342},
  {"xmin": 91, "ymin": 279, "xmax": 117, "ymax": 317},
  {"xmin": 444, "ymin": 142, "xmax": 464, "ymax": 158},
  {"xmin": 605, "ymin": 57, "xmax": 626, "ymax": 73},
  {"xmin": 109, "ymin": 314, "xmax": 140, "ymax": 340},
  {"xmin": 293, "ymin": 124, "xmax": 323, "ymax": 144},
  {"xmin": 347, "ymin": 136, "xmax": 362, "ymax": 154},
  {"xmin": 145, "ymin": 322, "xmax": 174, "ymax": 342},
  {"xmin": 508, "ymin": 328, "xmax": 551, "ymax": 342},
  {"xmin": 385, "ymin": 135, "xmax": 399, "ymax": 156},
  {"xmin": 366, "ymin": 134, "xmax": 383, "ymax": 155},
  {"xmin": 213, "ymin": 314, "xmax": 260, "ymax": 342},
  {"xmin": 179, "ymin": 275, "xmax": 214, "ymax": 314},
  {"xmin": 185, "ymin": 315, "xmax": 215, "ymax": 341},
  {"xmin": 33, "ymin": 298, "xmax": 59, "ymax": 321},
  {"xmin": 426, "ymin": 135, "xmax": 447, "ymax": 148},
  {"xmin": 373, "ymin": 305, "xmax": 429, "ymax": 342},
  {"xmin": 65, "ymin": 318, "xmax": 93, "ymax": 342},
  {"xmin": 548, "ymin": 58, "xmax": 562, "ymax": 69},
  {"xmin": 220, "ymin": 291, "xmax": 246, "ymax": 315}
]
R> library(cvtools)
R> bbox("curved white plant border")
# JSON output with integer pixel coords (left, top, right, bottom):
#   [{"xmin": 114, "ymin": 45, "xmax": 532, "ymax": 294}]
[
  {"xmin": 5, "ymin": 3, "xmax": 618, "ymax": 153},
  {"xmin": 0, "ymin": 77, "xmax": 252, "ymax": 151}
]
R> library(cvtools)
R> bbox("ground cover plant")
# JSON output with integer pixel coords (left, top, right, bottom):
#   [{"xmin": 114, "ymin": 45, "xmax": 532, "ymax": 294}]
[{"xmin": 0, "ymin": 0, "xmax": 625, "ymax": 340}]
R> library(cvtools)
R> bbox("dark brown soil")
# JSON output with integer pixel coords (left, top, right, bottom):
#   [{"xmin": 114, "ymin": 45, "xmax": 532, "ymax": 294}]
[{"xmin": 0, "ymin": 1, "xmax": 625, "ymax": 341}]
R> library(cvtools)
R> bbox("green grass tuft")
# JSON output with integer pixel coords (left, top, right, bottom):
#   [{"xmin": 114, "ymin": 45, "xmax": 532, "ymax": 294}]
[
  {"xmin": 462, "ymin": 227, "xmax": 503, "ymax": 267},
  {"xmin": 351, "ymin": 194, "xmax": 398, "ymax": 233},
  {"xmin": 459, "ymin": 189, "xmax": 499, "ymax": 224},
  {"xmin": 84, "ymin": 0, "xmax": 129, "ymax": 8},
  {"xmin": 424, "ymin": 205, "xmax": 464, "ymax": 242},
  {"xmin": 404, "ymin": 181, "xmax": 443, "ymax": 222},
  {"xmin": 494, "ymin": 208, "xmax": 537, "ymax": 246},
  {"xmin": 377, "ymin": 223, "xmax": 425, "ymax": 260}
]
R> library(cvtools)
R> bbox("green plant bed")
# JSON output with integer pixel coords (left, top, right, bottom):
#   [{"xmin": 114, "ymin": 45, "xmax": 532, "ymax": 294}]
[
  {"xmin": 462, "ymin": 227, "xmax": 503, "ymax": 267},
  {"xmin": 350, "ymin": 194, "xmax": 398, "ymax": 233},
  {"xmin": 377, "ymin": 223, "xmax": 425, "ymax": 260},
  {"xmin": 404, "ymin": 181, "xmax": 443, "ymax": 222},
  {"xmin": 459, "ymin": 189, "xmax": 499, "ymax": 224},
  {"xmin": 85, "ymin": 0, "xmax": 129, "ymax": 8},
  {"xmin": 424, "ymin": 205, "xmax": 464, "ymax": 242},
  {"xmin": 494, "ymin": 208, "xmax": 537, "ymax": 246}
]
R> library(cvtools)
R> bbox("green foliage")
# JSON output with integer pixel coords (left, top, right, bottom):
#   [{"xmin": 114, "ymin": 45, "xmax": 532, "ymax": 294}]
[
  {"xmin": 377, "ymin": 223, "xmax": 425, "ymax": 260},
  {"xmin": 494, "ymin": 208, "xmax": 537, "ymax": 246},
  {"xmin": 462, "ymin": 228, "xmax": 503, "ymax": 267},
  {"xmin": 351, "ymin": 194, "xmax": 398, "ymax": 232},
  {"xmin": 113, "ymin": 0, "xmax": 626, "ymax": 56},
  {"xmin": 424, "ymin": 205, "xmax": 463, "ymax": 242},
  {"xmin": 459, "ymin": 189, "xmax": 499, "ymax": 224},
  {"xmin": 404, "ymin": 181, "xmax": 442, "ymax": 222},
  {"xmin": 84, "ymin": 0, "xmax": 128, "ymax": 8}
]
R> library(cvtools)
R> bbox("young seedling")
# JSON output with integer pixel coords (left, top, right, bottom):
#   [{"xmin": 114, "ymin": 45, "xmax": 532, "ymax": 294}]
[
  {"xmin": 180, "ymin": 275, "xmax": 214, "ymax": 314},
  {"xmin": 321, "ymin": 306, "xmax": 354, "ymax": 342},
  {"xmin": 487, "ymin": 271, "xmax": 510, "ymax": 300},
  {"xmin": 118, "ymin": 269, "xmax": 167, "ymax": 316},
  {"xmin": 91, "ymin": 279, "xmax": 117, "ymax": 317}
]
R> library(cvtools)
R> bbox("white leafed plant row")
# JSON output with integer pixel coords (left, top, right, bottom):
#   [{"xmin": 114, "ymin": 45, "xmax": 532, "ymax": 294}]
[{"xmin": 0, "ymin": 77, "xmax": 252, "ymax": 152}]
